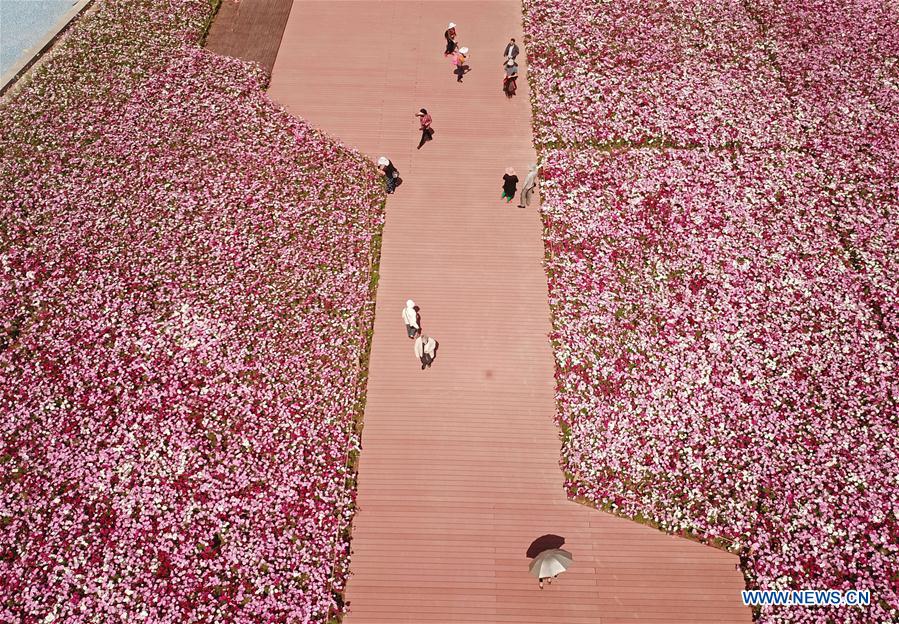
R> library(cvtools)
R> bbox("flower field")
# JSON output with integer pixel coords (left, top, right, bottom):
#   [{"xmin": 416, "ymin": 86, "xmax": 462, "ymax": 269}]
[
  {"xmin": 523, "ymin": 0, "xmax": 802, "ymax": 149},
  {"xmin": 525, "ymin": 0, "xmax": 898, "ymax": 621},
  {"xmin": 747, "ymin": 0, "xmax": 899, "ymax": 337},
  {"xmin": 1, "ymin": 1, "xmax": 383, "ymax": 621}
]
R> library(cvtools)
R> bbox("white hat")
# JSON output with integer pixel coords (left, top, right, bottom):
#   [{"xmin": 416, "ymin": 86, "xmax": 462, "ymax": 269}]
[
  {"xmin": 406, "ymin": 299, "xmax": 415, "ymax": 308},
  {"xmin": 459, "ymin": 47, "xmax": 468, "ymax": 54},
  {"xmin": 448, "ymin": 22, "xmax": 455, "ymax": 28},
  {"xmin": 377, "ymin": 156, "xmax": 389, "ymax": 166}
]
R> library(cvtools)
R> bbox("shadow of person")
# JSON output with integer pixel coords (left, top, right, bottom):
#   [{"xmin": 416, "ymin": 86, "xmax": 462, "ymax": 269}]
[
  {"xmin": 526, "ymin": 534, "xmax": 566, "ymax": 559},
  {"xmin": 427, "ymin": 340, "xmax": 439, "ymax": 368}
]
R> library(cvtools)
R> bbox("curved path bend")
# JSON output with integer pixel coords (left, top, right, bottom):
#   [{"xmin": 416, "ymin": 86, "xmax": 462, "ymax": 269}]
[{"xmin": 269, "ymin": 2, "xmax": 752, "ymax": 622}]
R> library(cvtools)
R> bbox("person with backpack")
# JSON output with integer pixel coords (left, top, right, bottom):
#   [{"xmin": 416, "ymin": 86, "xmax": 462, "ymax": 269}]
[
  {"xmin": 414, "ymin": 108, "xmax": 434, "ymax": 149},
  {"xmin": 414, "ymin": 333, "xmax": 437, "ymax": 369}
]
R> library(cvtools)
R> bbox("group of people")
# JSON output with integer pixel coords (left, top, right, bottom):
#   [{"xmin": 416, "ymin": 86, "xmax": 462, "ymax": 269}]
[
  {"xmin": 502, "ymin": 163, "xmax": 541, "ymax": 208},
  {"xmin": 402, "ymin": 299, "xmax": 437, "ymax": 370},
  {"xmin": 444, "ymin": 23, "xmax": 470, "ymax": 82},
  {"xmin": 445, "ymin": 23, "xmax": 520, "ymax": 94},
  {"xmin": 502, "ymin": 37, "xmax": 519, "ymax": 96},
  {"xmin": 379, "ymin": 24, "xmax": 541, "ymax": 369},
  {"xmin": 376, "ymin": 22, "xmax": 540, "ymax": 204}
]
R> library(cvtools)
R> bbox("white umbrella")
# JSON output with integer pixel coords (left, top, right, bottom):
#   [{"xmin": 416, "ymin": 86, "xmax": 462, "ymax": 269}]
[{"xmin": 528, "ymin": 548, "xmax": 573, "ymax": 579}]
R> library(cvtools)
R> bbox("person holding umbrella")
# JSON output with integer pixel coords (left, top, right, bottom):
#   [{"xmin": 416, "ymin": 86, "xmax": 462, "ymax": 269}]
[{"xmin": 529, "ymin": 548, "xmax": 573, "ymax": 589}]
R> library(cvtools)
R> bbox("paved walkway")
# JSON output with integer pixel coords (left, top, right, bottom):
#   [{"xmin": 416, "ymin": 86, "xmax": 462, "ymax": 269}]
[
  {"xmin": 269, "ymin": 2, "xmax": 752, "ymax": 622},
  {"xmin": 205, "ymin": 0, "xmax": 293, "ymax": 74}
]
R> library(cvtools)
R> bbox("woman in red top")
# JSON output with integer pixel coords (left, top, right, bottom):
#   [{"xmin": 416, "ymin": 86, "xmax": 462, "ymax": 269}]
[{"xmin": 415, "ymin": 108, "xmax": 433, "ymax": 149}]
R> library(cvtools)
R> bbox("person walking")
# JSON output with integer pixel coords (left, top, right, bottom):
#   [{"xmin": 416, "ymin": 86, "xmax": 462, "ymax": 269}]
[
  {"xmin": 378, "ymin": 156, "xmax": 399, "ymax": 194},
  {"xmin": 538, "ymin": 574, "xmax": 559, "ymax": 589},
  {"xmin": 454, "ymin": 47, "xmax": 469, "ymax": 82},
  {"xmin": 502, "ymin": 58, "xmax": 518, "ymax": 97},
  {"xmin": 414, "ymin": 108, "xmax": 433, "ymax": 149},
  {"xmin": 402, "ymin": 299, "xmax": 419, "ymax": 339},
  {"xmin": 414, "ymin": 333, "xmax": 437, "ymax": 369},
  {"xmin": 529, "ymin": 548, "xmax": 573, "ymax": 589},
  {"xmin": 444, "ymin": 23, "xmax": 457, "ymax": 55},
  {"xmin": 502, "ymin": 167, "xmax": 519, "ymax": 203},
  {"xmin": 517, "ymin": 164, "xmax": 540, "ymax": 207},
  {"xmin": 503, "ymin": 37, "xmax": 519, "ymax": 61}
]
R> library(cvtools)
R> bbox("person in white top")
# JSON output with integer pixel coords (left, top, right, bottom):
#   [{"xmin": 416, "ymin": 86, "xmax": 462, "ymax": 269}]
[
  {"xmin": 414, "ymin": 333, "xmax": 438, "ymax": 369},
  {"xmin": 402, "ymin": 299, "xmax": 419, "ymax": 339},
  {"xmin": 517, "ymin": 164, "xmax": 541, "ymax": 208}
]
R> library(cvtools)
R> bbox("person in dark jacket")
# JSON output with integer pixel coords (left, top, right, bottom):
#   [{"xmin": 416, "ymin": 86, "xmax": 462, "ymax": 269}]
[
  {"xmin": 378, "ymin": 156, "xmax": 399, "ymax": 194},
  {"xmin": 444, "ymin": 23, "xmax": 457, "ymax": 55},
  {"xmin": 502, "ymin": 167, "xmax": 519, "ymax": 202},
  {"xmin": 503, "ymin": 37, "xmax": 519, "ymax": 60}
]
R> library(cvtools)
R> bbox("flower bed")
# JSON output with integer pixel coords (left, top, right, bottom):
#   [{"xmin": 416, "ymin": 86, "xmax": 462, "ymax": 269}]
[
  {"xmin": 525, "ymin": 0, "xmax": 899, "ymax": 621},
  {"xmin": 541, "ymin": 148, "xmax": 897, "ymax": 622},
  {"xmin": 746, "ymin": 0, "xmax": 899, "ymax": 336},
  {"xmin": 1, "ymin": 1, "xmax": 383, "ymax": 621},
  {"xmin": 522, "ymin": 0, "xmax": 801, "ymax": 149}
]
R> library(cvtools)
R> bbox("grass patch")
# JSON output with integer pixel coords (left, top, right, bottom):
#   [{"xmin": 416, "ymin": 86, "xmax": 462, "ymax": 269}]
[{"xmin": 198, "ymin": 0, "xmax": 223, "ymax": 46}]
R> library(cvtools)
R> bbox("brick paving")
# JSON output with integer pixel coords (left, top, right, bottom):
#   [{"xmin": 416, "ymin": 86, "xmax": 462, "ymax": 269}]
[
  {"xmin": 204, "ymin": 0, "xmax": 293, "ymax": 75},
  {"xmin": 268, "ymin": 1, "xmax": 753, "ymax": 621}
]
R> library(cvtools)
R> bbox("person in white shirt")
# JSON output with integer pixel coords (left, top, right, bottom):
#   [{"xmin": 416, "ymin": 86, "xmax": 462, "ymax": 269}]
[
  {"xmin": 402, "ymin": 299, "xmax": 419, "ymax": 339},
  {"xmin": 414, "ymin": 334, "xmax": 437, "ymax": 369}
]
